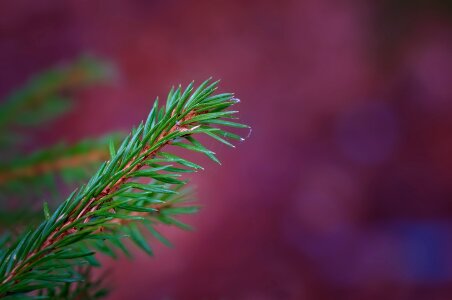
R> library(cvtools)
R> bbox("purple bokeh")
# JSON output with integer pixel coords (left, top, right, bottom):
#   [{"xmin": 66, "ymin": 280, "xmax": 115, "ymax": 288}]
[{"xmin": 1, "ymin": 1, "xmax": 452, "ymax": 299}]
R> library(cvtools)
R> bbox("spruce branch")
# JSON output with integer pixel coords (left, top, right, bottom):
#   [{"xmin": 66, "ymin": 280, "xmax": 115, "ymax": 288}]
[
  {"xmin": 0, "ymin": 56, "xmax": 115, "ymax": 230},
  {"xmin": 0, "ymin": 56, "xmax": 112, "ymax": 154},
  {"xmin": 0, "ymin": 135, "xmax": 122, "ymax": 192},
  {"xmin": 0, "ymin": 56, "xmax": 111, "ymax": 132},
  {"xmin": 36, "ymin": 267, "xmax": 109, "ymax": 300},
  {"xmin": 0, "ymin": 78, "xmax": 248, "ymax": 298},
  {"xmin": 0, "ymin": 140, "xmax": 109, "ymax": 185},
  {"xmin": 0, "ymin": 135, "xmax": 123, "ymax": 231}
]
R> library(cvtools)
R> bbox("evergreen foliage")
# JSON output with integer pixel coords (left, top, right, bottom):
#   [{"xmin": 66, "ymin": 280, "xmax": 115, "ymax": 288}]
[
  {"xmin": 0, "ymin": 56, "xmax": 117, "ymax": 231},
  {"xmin": 0, "ymin": 56, "xmax": 111, "ymax": 150},
  {"xmin": 0, "ymin": 75, "xmax": 247, "ymax": 298}
]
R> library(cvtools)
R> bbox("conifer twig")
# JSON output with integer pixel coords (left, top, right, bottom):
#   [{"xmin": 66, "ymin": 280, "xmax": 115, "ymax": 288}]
[
  {"xmin": 0, "ymin": 56, "xmax": 111, "ymax": 133},
  {"xmin": 0, "ymin": 135, "xmax": 122, "ymax": 186},
  {"xmin": 0, "ymin": 79, "xmax": 248, "ymax": 298},
  {"xmin": 0, "ymin": 147, "xmax": 106, "ymax": 185}
]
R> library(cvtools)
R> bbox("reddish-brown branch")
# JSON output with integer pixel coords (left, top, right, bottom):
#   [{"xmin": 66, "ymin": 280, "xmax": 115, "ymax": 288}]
[
  {"xmin": 1, "ymin": 110, "xmax": 197, "ymax": 286},
  {"xmin": 0, "ymin": 149, "xmax": 109, "ymax": 184}
]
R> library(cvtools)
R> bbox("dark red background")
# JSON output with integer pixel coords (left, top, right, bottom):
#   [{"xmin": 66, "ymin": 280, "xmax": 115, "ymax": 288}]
[{"xmin": 1, "ymin": 1, "xmax": 452, "ymax": 299}]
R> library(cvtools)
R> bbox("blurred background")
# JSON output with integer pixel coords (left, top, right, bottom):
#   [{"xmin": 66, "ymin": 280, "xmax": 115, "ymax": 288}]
[{"xmin": 1, "ymin": 0, "xmax": 452, "ymax": 299}]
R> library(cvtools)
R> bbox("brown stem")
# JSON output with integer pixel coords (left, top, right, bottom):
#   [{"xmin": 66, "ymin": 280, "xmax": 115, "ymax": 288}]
[
  {"xmin": 1, "ymin": 111, "xmax": 196, "ymax": 287},
  {"xmin": 0, "ymin": 149, "xmax": 109, "ymax": 185}
]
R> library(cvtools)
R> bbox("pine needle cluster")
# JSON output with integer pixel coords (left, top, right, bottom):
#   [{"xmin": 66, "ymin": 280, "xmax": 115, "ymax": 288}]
[{"xmin": 0, "ymin": 77, "xmax": 248, "ymax": 299}]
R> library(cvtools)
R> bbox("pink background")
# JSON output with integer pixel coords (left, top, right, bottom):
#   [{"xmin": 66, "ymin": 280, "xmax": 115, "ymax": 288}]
[{"xmin": 1, "ymin": 1, "xmax": 452, "ymax": 299}]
